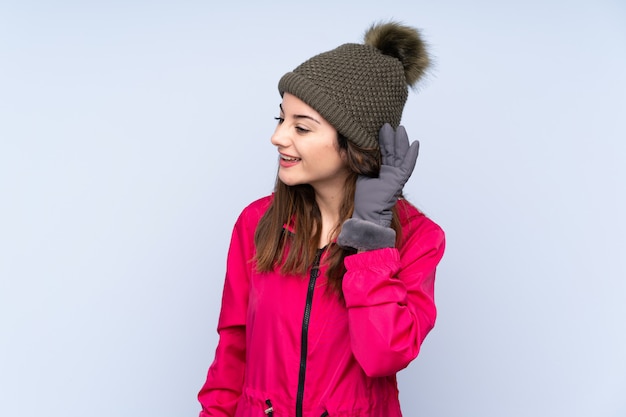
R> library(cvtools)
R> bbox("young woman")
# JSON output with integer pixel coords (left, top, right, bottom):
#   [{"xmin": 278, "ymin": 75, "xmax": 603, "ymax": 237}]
[{"xmin": 198, "ymin": 22, "xmax": 446, "ymax": 417}]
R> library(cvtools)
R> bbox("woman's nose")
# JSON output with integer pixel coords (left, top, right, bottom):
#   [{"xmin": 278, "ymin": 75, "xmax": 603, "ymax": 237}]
[{"xmin": 270, "ymin": 124, "xmax": 289, "ymax": 147}]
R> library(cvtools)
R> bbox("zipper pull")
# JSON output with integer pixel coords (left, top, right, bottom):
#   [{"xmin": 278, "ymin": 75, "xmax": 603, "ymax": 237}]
[
  {"xmin": 264, "ymin": 399, "xmax": 274, "ymax": 416},
  {"xmin": 311, "ymin": 248, "xmax": 323, "ymax": 278}
]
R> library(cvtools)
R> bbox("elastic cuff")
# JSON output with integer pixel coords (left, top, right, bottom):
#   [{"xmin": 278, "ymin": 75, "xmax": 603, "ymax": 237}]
[{"xmin": 337, "ymin": 218, "xmax": 396, "ymax": 251}]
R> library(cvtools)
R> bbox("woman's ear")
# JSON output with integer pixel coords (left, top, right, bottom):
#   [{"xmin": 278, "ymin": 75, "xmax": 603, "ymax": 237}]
[{"xmin": 339, "ymin": 147, "xmax": 349, "ymax": 164}]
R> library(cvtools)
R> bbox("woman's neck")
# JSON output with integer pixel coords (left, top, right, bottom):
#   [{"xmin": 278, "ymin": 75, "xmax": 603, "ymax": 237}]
[{"xmin": 314, "ymin": 187, "xmax": 344, "ymax": 248}]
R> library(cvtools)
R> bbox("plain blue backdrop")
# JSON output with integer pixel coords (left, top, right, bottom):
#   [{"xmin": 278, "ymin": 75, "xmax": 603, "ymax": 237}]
[{"xmin": 1, "ymin": 1, "xmax": 625, "ymax": 416}]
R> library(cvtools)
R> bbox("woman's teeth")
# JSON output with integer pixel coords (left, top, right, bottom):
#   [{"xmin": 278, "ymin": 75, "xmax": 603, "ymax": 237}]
[{"xmin": 280, "ymin": 155, "xmax": 301, "ymax": 161}]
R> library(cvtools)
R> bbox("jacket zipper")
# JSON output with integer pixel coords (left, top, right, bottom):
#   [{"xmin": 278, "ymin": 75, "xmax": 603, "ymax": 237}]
[
  {"xmin": 264, "ymin": 399, "xmax": 274, "ymax": 416},
  {"xmin": 295, "ymin": 248, "xmax": 323, "ymax": 417}
]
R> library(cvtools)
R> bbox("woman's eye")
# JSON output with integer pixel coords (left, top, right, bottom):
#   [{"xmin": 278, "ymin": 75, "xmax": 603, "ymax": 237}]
[
  {"xmin": 274, "ymin": 116, "xmax": 284, "ymax": 124},
  {"xmin": 295, "ymin": 126, "xmax": 310, "ymax": 133}
]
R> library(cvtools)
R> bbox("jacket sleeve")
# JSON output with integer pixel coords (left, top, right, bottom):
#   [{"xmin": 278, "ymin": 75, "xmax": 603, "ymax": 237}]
[
  {"xmin": 198, "ymin": 211, "xmax": 255, "ymax": 417},
  {"xmin": 342, "ymin": 215, "xmax": 445, "ymax": 378}
]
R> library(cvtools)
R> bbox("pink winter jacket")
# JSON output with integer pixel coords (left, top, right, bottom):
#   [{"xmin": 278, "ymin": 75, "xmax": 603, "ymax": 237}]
[{"xmin": 198, "ymin": 195, "xmax": 445, "ymax": 417}]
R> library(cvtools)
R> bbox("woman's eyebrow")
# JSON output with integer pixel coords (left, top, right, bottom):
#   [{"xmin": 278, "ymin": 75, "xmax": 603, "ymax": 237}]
[{"xmin": 279, "ymin": 103, "xmax": 321, "ymax": 124}]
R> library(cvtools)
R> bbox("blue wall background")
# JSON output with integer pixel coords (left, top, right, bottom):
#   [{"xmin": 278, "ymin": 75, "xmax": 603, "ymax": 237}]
[{"xmin": 1, "ymin": 1, "xmax": 625, "ymax": 416}]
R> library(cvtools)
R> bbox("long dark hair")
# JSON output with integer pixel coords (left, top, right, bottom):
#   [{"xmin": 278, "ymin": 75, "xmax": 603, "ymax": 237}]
[{"xmin": 254, "ymin": 134, "xmax": 402, "ymax": 296}]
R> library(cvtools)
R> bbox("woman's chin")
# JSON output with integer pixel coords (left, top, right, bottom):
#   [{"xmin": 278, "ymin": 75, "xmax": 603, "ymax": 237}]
[{"xmin": 278, "ymin": 174, "xmax": 303, "ymax": 187}]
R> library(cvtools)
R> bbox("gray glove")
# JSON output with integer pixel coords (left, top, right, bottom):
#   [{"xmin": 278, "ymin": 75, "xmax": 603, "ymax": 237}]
[{"xmin": 337, "ymin": 123, "xmax": 419, "ymax": 251}]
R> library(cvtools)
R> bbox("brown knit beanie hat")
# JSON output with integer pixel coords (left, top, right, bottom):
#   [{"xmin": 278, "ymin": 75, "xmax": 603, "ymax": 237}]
[{"xmin": 278, "ymin": 21, "xmax": 430, "ymax": 149}]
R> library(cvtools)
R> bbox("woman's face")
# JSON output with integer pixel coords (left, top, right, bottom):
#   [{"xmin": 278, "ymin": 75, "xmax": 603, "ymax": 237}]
[{"xmin": 271, "ymin": 93, "xmax": 349, "ymax": 193}]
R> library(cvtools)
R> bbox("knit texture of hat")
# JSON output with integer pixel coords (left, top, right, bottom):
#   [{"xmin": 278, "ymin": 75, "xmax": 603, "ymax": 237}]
[{"xmin": 278, "ymin": 22, "xmax": 430, "ymax": 149}]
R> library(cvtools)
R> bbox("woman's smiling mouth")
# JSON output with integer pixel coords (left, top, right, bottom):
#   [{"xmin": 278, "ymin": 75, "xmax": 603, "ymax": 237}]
[{"xmin": 279, "ymin": 154, "xmax": 301, "ymax": 162}]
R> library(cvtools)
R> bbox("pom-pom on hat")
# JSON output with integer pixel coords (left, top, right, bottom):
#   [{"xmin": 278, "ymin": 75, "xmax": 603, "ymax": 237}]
[{"xmin": 278, "ymin": 21, "xmax": 430, "ymax": 149}]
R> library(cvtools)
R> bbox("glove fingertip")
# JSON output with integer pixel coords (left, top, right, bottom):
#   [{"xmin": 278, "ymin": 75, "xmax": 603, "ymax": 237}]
[
  {"xmin": 396, "ymin": 125, "xmax": 408, "ymax": 140},
  {"xmin": 379, "ymin": 123, "xmax": 395, "ymax": 164},
  {"xmin": 410, "ymin": 139, "xmax": 420, "ymax": 155},
  {"xmin": 402, "ymin": 141, "xmax": 420, "ymax": 174}
]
